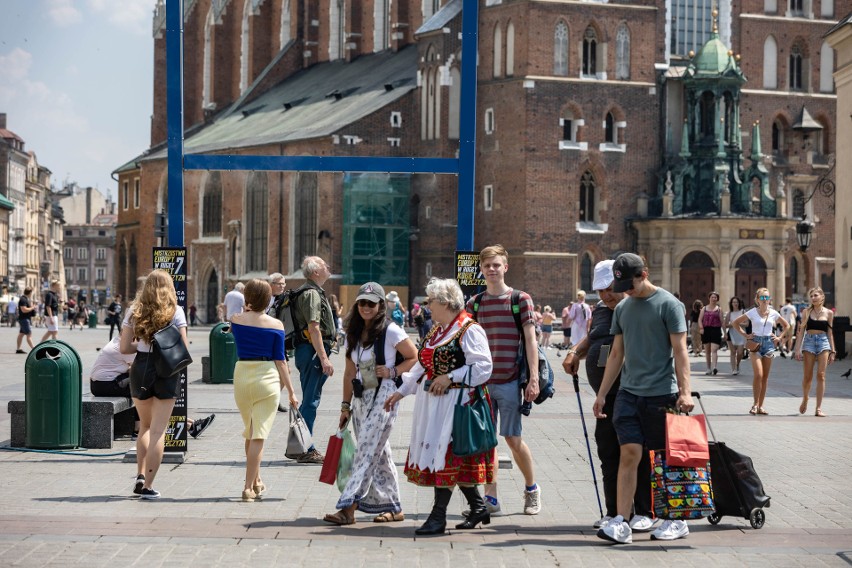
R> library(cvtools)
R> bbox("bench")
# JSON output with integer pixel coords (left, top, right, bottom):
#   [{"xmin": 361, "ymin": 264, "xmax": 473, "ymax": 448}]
[{"xmin": 8, "ymin": 395, "xmax": 135, "ymax": 449}]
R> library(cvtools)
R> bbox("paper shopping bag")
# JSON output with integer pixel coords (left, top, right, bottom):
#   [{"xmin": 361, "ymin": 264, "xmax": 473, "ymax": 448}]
[
  {"xmin": 665, "ymin": 412, "xmax": 710, "ymax": 468},
  {"xmin": 319, "ymin": 432, "xmax": 344, "ymax": 485}
]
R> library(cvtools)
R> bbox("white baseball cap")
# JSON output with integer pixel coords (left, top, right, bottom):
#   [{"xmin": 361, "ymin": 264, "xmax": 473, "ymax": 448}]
[{"xmin": 592, "ymin": 259, "xmax": 616, "ymax": 291}]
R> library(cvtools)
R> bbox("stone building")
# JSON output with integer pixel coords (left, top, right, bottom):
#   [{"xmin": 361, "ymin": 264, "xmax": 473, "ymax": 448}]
[
  {"xmin": 115, "ymin": 0, "xmax": 843, "ymax": 315},
  {"xmin": 0, "ymin": 113, "xmax": 61, "ymax": 296},
  {"xmin": 54, "ymin": 185, "xmax": 117, "ymax": 309}
]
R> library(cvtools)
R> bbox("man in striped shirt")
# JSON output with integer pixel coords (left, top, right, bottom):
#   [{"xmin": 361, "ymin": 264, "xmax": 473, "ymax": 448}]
[{"xmin": 466, "ymin": 244, "xmax": 542, "ymax": 515}]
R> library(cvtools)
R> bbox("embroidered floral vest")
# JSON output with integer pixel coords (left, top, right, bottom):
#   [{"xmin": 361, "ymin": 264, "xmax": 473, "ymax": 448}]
[{"xmin": 419, "ymin": 319, "xmax": 476, "ymax": 379}]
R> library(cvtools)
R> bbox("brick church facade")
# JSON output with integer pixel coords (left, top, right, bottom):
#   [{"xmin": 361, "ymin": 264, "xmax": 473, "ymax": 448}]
[{"xmin": 115, "ymin": 0, "xmax": 843, "ymax": 319}]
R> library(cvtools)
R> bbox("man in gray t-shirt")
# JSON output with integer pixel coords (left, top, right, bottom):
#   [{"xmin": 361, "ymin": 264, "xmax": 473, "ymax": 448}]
[{"xmin": 592, "ymin": 253, "xmax": 693, "ymax": 545}]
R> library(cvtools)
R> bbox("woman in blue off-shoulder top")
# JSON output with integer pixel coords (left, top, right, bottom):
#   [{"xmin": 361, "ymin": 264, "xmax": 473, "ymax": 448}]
[{"xmin": 231, "ymin": 278, "xmax": 299, "ymax": 502}]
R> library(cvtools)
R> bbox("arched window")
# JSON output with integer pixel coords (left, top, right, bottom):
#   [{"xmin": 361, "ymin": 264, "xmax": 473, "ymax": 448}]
[
  {"xmin": 245, "ymin": 172, "xmax": 268, "ymax": 272},
  {"xmin": 789, "ymin": 256, "xmax": 799, "ymax": 295},
  {"xmin": 554, "ymin": 22, "xmax": 568, "ymax": 76},
  {"xmin": 580, "ymin": 253, "xmax": 593, "ymax": 292},
  {"xmin": 580, "ymin": 171, "xmax": 596, "ymax": 222},
  {"xmin": 605, "ymin": 112, "xmax": 615, "ymax": 143},
  {"xmin": 374, "ymin": 0, "xmax": 390, "ymax": 51},
  {"xmin": 771, "ymin": 120, "xmax": 784, "ymax": 153},
  {"xmin": 583, "ymin": 27, "xmax": 598, "ymax": 77},
  {"xmin": 202, "ymin": 172, "xmax": 223, "ymax": 236},
  {"xmin": 329, "ymin": 0, "xmax": 345, "ymax": 60},
  {"xmin": 294, "ymin": 173, "xmax": 318, "ymax": 268},
  {"xmin": 493, "ymin": 24, "xmax": 503, "ymax": 78},
  {"xmin": 789, "ymin": 43, "xmax": 804, "ymax": 91},
  {"xmin": 820, "ymin": 41, "xmax": 834, "ymax": 92},
  {"xmin": 279, "ymin": 0, "xmax": 291, "ymax": 50},
  {"xmin": 506, "ymin": 22, "xmax": 515, "ymax": 77},
  {"xmin": 239, "ymin": 0, "xmax": 251, "ymax": 94},
  {"xmin": 615, "ymin": 24, "xmax": 630, "ymax": 80},
  {"xmin": 448, "ymin": 66, "xmax": 461, "ymax": 139},
  {"xmin": 432, "ymin": 67, "xmax": 442, "ymax": 139},
  {"xmin": 763, "ymin": 36, "xmax": 778, "ymax": 89},
  {"xmin": 203, "ymin": 7, "xmax": 214, "ymax": 106},
  {"xmin": 789, "ymin": 0, "xmax": 803, "ymax": 14}
]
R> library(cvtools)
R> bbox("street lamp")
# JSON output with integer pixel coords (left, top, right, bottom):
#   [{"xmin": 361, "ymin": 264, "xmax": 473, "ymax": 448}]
[{"xmin": 796, "ymin": 215, "xmax": 815, "ymax": 252}]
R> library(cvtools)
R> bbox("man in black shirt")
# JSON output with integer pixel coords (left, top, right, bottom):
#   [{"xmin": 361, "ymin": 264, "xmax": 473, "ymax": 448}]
[
  {"xmin": 107, "ymin": 294, "xmax": 123, "ymax": 340},
  {"xmin": 41, "ymin": 280, "xmax": 61, "ymax": 342},
  {"xmin": 16, "ymin": 287, "xmax": 36, "ymax": 353},
  {"xmin": 562, "ymin": 260, "xmax": 653, "ymax": 532}
]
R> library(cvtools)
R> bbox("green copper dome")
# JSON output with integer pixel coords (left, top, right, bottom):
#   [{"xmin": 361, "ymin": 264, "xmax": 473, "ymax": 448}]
[{"xmin": 686, "ymin": 32, "xmax": 745, "ymax": 81}]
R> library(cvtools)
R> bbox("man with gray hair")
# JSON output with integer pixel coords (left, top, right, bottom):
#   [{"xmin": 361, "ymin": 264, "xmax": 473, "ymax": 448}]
[
  {"xmin": 267, "ymin": 273, "xmax": 286, "ymax": 313},
  {"xmin": 292, "ymin": 256, "xmax": 336, "ymax": 464},
  {"xmin": 224, "ymin": 282, "xmax": 245, "ymax": 320}
]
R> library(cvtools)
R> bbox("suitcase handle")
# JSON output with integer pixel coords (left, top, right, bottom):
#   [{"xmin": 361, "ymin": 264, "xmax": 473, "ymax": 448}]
[{"xmin": 689, "ymin": 391, "xmax": 717, "ymax": 443}]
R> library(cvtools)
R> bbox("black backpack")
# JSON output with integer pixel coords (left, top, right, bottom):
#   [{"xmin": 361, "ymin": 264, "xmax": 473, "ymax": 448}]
[
  {"xmin": 272, "ymin": 285, "xmax": 311, "ymax": 350},
  {"xmin": 374, "ymin": 322, "xmax": 406, "ymax": 387},
  {"xmin": 470, "ymin": 290, "xmax": 555, "ymax": 405}
]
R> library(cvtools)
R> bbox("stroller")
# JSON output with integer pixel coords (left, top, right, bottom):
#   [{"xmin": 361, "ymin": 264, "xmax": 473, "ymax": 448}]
[{"xmin": 695, "ymin": 392, "xmax": 771, "ymax": 529}]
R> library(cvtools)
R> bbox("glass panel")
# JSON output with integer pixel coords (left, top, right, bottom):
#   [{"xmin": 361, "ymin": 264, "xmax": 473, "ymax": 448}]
[{"xmin": 342, "ymin": 173, "xmax": 410, "ymax": 286}]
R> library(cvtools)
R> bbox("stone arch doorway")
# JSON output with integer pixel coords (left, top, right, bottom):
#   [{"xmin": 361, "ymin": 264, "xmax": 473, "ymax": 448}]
[
  {"xmin": 205, "ymin": 268, "xmax": 219, "ymax": 324},
  {"xmin": 735, "ymin": 252, "xmax": 767, "ymax": 306},
  {"xmin": 679, "ymin": 251, "xmax": 715, "ymax": 307}
]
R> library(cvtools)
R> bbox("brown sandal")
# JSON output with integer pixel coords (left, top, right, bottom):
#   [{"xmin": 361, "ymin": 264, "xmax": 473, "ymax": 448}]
[
  {"xmin": 815, "ymin": 409, "xmax": 827, "ymax": 417},
  {"xmin": 373, "ymin": 511, "xmax": 405, "ymax": 523},
  {"xmin": 323, "ymin": 510, "xmax": 356, "ymax": 525}
]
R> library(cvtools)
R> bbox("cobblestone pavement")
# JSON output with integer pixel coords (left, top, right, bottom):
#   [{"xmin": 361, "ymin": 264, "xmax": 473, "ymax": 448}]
[{"xmin": 1, "ymin": 324, "xmax": 851, "ymax": 566}]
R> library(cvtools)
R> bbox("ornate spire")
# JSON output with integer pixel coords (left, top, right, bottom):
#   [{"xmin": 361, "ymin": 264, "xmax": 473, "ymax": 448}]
[{"xmin": 751, "ymin": 121, "xmax": 763, "ymax": 162}]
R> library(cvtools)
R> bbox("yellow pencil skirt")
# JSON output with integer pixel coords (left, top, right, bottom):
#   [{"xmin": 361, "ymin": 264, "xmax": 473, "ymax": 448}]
[{"xmin": 233, "ymin": 361, "xmax": 281, "ymax": 440}]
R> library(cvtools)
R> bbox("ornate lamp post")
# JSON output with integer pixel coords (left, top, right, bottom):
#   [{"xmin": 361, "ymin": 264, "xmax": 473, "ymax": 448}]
[{"xmin": 796, "ymin": 216, "xmax": 815, "ymax": 252}]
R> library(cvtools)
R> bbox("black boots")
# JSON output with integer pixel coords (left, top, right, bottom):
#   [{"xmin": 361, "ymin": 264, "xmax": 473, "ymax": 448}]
[
  {"xmin": 415, "ymin": 487, "xmax": 452, "ymax": 536},
  {"xmin": 456, "ymin": 485, "xmax": 491, "ymax": 529}
]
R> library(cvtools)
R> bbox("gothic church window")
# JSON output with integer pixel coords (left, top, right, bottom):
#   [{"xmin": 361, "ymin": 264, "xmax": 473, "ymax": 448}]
[
  {"xmin": 820, "ymin": 41, "xmax": 834, "ymax": 92},
  {"xmin": 582, "ymin": 27, "xmax": 597, "ymax": 77},
  {"xmin": 763, "ymin": 36, "xmax": 778, "ymax": 89},
  {"xmin": 789, "ymin": 43, "xmax": 804, "ymax": 91},
  {"xmin": 579, "ymin": 171, "xmax": 596, "ymax": 223},
  {"xmin": 615, "ymin": 24, "xmax": 630, "ymax": 80},
  {"xmin": 506, "ymin": 22, "xmax": 515, "ymax": 76},
  {"xmin": 493, "ymin": 24, "xmax": 503, "ymax": 78},
  {"xmin": 554, "ymin": 22, "xmax": 569, "ymax": 76},
  {"xmin": 245, "ymin": 172, "xmax": 268, "ymax": 272},
  {"xmin": 202, "ymin": 172, "xmax": 223, "ymax": 236}
]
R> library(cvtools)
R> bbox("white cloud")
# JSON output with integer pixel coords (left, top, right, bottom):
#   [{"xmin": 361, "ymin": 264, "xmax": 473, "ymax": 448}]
[
  {"xmin": 88, "ymin": 0, "xmax": 152, "ymax": 36},
  {"xmin": 46, "ymin": 0, "xmax": 83, "ymax": 27},
  {"xmin": 0, "ymin": 48, "xmax": 33, "ymax": 83}
]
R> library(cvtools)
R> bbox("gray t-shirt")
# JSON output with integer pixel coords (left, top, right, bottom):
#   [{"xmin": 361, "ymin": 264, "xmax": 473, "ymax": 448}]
[{"xmin": 611, "ymin": 287, "xmax": 687, "ymax": 397}]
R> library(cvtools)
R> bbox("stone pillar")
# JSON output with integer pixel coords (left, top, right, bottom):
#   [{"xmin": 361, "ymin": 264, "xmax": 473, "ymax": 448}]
[
  {"xmin": 719, "ymin": 243, "xmax": 732, "ymax": 302},
  {"xmin": 775, "ymin": 246, "xmax": 786, "ymax": 300},
  {"xmin": 662, "ymin": 243, "xmax": 673, "ymax": 291}
]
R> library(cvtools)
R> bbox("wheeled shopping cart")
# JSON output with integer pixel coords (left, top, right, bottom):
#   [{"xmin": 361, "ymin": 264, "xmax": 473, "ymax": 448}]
[{"xmin": 695, "ymin": 392, "xmax": 771, "ymax": 529}]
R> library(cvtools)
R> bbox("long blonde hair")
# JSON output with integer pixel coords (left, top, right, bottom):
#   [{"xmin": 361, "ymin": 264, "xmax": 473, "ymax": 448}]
[
  {"xmin": 130, "ymin": 269, "xmax": 177, "ymax": 344},
  {"xmin": 804, "ymin": 286, "xmax": 826, "ymax": 319}
]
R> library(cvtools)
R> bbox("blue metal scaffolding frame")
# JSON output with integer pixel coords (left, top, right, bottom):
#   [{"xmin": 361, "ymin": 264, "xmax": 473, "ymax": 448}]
[{"xmin": 165, "ymin": 0, "xmax": 479, "ymax": 250}]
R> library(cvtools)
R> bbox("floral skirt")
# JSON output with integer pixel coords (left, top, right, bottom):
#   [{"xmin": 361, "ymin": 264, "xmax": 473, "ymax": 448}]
[{"xmin": 404, "ymin": 444, "xmax": 495, "ymax": 487}]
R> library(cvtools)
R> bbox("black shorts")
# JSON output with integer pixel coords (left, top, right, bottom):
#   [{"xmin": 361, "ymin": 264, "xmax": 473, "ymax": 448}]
[
  {"xmin": 18, "ymin": 318, "xmax": 31, "ymax": 335},
  {"xmin": 130, "ymin": 351, "xmax": 179, "ymax": 400},
  {"xmin": 701, "ymin": 326, "xmax": 723, "ymax": 345}
]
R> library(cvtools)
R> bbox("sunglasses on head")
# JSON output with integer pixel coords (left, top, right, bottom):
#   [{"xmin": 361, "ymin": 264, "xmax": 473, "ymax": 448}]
[
  {"xmin": 758, "ymin": 295, "xmax": 770, "ymax": 301},
  {"xmin": 357, "ymin": 299, "xmax": 377, "ymax": 308}
]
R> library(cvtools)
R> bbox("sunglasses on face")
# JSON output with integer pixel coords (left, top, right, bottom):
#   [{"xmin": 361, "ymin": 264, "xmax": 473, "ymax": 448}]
[
  {"xmin": 357, "ymin": 299, "xmax": 377, "ymax": 308},
  {"xmin": 758, "ymin": 295, "xmax": 771, "ymax": 301}
]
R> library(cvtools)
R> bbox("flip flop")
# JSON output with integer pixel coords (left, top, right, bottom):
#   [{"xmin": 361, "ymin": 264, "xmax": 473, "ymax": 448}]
[
  {"xmin": 373, "ymin": 511, "xmax": 405, "ymax": 523},
  {"xmin": 323, "ymin": 511, "xmax": 356, "ymax": 525},
  {"xmin": 749, "ymin": 405, "xmax": 758, "ymax": 415},
  {"xmin": 757, "ymin": 407, "xmax": 769, "ymax": 415}
]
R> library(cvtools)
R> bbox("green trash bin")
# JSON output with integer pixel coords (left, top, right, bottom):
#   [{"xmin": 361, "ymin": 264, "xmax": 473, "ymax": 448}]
[
  {"xmin": 88, "ymin": 311, "xmax": 97, "ymax": 328},
  {"xmin": 209, "ymin": 322, "xmax": 238, "ymax": 384},
  {"xmin": 25, "ymin": 340, "xmax": 82, "ymax": 449}
]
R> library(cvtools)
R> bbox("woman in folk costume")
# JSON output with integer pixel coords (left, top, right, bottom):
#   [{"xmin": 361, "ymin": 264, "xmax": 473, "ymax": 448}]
[{"xmin": 384, "ymin": 277, "xmax": 494, "ymax": 536}]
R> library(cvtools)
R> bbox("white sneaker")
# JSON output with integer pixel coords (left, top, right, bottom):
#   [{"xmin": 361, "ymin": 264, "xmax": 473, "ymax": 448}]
[
  {"xmin": 593, "ymin": 515, "xmax": 613, "ymax": 528},
  {"xmin": 629, "ymin": 515, "xmax": 655, "ymax": 532},
  {"xmin": 704, "ymin": 369, "xmax": 713, "ymax": 375},
  {"xmin": 651, "ymin": 519, "xmax": 689, "ymax": 541},
  {"xmin": 596, "ymin": 515, "xmax": 632, "ymax": 544},
  {"xmin": 523, "ymin": 486, "xmax": 541, "ymax": 515}
]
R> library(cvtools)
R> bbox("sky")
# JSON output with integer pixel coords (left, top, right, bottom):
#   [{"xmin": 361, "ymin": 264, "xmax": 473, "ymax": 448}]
[{"xmin": 0, "ymin": 0, "xmax": 154, "ymax": 199}]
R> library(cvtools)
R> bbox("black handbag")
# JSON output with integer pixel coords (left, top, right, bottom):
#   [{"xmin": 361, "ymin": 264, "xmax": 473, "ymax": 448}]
[
  {"xmin": 151, "ymin": 324, "xmax": 193, "ymax": 377},
  {"xmin": 452, "ymin": 367, "xmax": 497, "ymax": 457}
]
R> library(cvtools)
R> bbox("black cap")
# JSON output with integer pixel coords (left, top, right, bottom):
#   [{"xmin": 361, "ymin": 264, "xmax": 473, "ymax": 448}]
[{"xmin": 612, "ymin": 253, "xmax": 645, "ymax": 293}]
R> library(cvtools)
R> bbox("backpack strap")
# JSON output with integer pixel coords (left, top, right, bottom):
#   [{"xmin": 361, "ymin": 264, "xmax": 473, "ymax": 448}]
[
  {"xmin": 374, "ymin": 322, "xmax": 389, "ymax": 367},
  {"xmin": 471, "ymin": 289, "xmax": 524, "ymax": 334},
  {"xmin": 470, "ymin": 291, "xmax": 486, "ymax": 321}
]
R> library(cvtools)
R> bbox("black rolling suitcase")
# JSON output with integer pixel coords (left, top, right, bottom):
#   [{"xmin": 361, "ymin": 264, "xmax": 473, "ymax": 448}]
[{"xmin": 694, "ymin": 393, "xmax": 771, "ymax": 529}]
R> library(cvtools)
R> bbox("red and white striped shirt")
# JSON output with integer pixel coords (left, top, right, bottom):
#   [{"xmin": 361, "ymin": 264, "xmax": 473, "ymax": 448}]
[{"xmin": 467, "ymin": 289, "xmax": 536, "ymax": 384}]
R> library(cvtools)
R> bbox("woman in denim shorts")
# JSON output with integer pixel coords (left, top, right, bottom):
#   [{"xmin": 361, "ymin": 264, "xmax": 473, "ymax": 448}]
[
  {"xmin": 731, "ymin": 288, "xmax": 791, "ymax": 416},
  {"xmin": 793, "ymin": 287, "xmax": 835, "ymax": 417}
]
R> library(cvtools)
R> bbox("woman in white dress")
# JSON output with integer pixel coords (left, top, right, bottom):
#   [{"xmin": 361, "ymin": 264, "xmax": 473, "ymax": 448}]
[
  {"xmin": 385, "ymin": 278, "xmax": 494, "ymax": 536},
  {"xmin": 725, "ymin": 296, "xmax": 746, "ymax": 375},
  {"xmin": 323, "ymin": 282, "xmax": 417, "ymax": 525}
]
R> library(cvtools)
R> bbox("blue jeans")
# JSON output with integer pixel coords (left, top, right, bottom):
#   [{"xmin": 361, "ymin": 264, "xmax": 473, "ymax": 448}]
[{"xmin": 295, "ymin": 342, "xmax": 331, "ymax": 450}]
